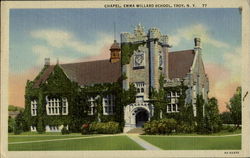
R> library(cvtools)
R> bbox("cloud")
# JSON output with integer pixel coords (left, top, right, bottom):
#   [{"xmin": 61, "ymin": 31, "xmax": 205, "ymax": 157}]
[
  {"xmin": 204, "ymin": 47, "xmax": 241, "ymax": 112},
  {"xmin": 169, "ymin": 24, "xmax": 229, "ymax": 48},
  {"xmin": 9, "ymin": 67, "xmax": 41, "ymax": 107},
  {"xmin": 30, "ymin": 29, "xmax": 113, "ymax": 64},
  {"xmin": 223, "ymin": 47, "xmax": 242, "ymax": 82}
]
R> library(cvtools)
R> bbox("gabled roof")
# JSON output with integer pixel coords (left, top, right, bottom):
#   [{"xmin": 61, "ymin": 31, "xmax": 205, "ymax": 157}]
[
  {"xmin": 33, "ymin": 59, "xmax": 121, "ymax": 88},
  {"xmin": 33, "ymin": 50, "xmax": 195, "ymax": 88},
  {"xmin": 33, "ymin": 65, "xmax": 55, "ymax": 88},
  {"xmin": 168, "ymin": 50, "xmax": 195, "ymax": 79},
  {"xmin": 60, "ymin": 60, "xmax": 121, "ymax": 85}
]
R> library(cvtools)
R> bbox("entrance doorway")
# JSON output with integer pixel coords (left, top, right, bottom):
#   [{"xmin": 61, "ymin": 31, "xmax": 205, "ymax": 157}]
[{"xmin": 135, "ymin": 109, "xmax": 149, "ymax": 127}]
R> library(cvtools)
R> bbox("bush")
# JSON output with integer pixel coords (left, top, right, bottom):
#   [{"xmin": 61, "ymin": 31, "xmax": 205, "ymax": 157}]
[
  {"xmin": 61, "ymin": 126, "xmax": 70, "ymax": 135},
  {"xmin": 176, "ymin": 122, "xmax": 195, "ymax": 133},
  {"xmin": 227, "ymin": 126, "xmax": 237, "ymax": 132},
  {"xmin": 8, "ymin": 116, "xmax": 15, "ymax": 133},
  {"xmin": 81, "ymin": 123, "xmax": 90, "ymax": 135},
  {"xmin": 89, "ymin": 121, "xmax": 120, "ymax": 134},
  {"xmin": 144, "ymin": 119, "xmax": 177, "ymax": 135}
]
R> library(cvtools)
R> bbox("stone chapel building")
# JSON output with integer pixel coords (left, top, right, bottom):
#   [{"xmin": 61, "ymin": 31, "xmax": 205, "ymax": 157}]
[{"xmin": 25, "ymin": 24, "xmax": 209, "ymax": 133}]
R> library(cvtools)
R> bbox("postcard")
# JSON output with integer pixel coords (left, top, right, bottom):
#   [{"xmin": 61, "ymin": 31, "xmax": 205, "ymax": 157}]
[{"xmin": 1, "ymin": 0, "xmax": 250, "ymax": 157}]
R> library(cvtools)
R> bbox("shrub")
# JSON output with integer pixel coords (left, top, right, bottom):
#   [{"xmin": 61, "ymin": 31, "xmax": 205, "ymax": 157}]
[
  {"xmin": 143, "ymin": 118, "xmax": 177, "ymax": 135},
  {"xmin": 8, "ymin": 116, "xmax": 15, "ymax": 133},
  {"xmin": 13, "ymin": 122, "xmax": 22, "ymax": 135},
  {"xmin": 227, "ymin": 126, "xmax": 237, "ymax": 132},
  {"xmin": 61, "ymin": 126, "xmax": 70, "ymax": 135},
  {"xmin": 81, "ymin": 123, "xmax": 90, "ymax": 135},
  {"xmin": 89, "ymin": 121, "xmax": 120, "ymax": 134},
  {"xmin": 176, "ymin": 122, "xmax": 195, "ymax": 133}
]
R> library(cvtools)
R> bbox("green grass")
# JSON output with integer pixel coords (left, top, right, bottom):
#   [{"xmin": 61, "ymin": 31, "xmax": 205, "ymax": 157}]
[
  {"xmin": 9, "ymin": 135, "xmax": 86, "ymax": 143},
  {"xmin": 9, "ymin": 132, "xmax": 82, "ymax": 136},
  {"xmin": 140, "ymin": 135, "xmax": 241, "ymax": 150},
  {"xmin": 9, "ymin": 135, "xmax": 144, "ymax": 151},
  {"xmin": 150, "ymin": 129, "xmax": 242, "ymax": 136}
]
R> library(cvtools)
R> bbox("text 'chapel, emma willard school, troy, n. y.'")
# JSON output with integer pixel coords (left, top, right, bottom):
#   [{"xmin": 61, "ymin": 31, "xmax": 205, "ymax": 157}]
[{"xmin": 24, "ymin": 24, "xmax": 209, "ymax": 133}]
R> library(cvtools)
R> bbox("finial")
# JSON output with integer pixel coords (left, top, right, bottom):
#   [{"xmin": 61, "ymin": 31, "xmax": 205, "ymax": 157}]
[
  {"xmin": 44, "ymin": 58, "xmax": 50, "ymax": 66},
  {"xmin": 113, "ymin": 22, "xmax": 116, "ymax": 41},
  {"xmin": 194, "ymin": 37, "xmax": 201, "ymax": 48}
]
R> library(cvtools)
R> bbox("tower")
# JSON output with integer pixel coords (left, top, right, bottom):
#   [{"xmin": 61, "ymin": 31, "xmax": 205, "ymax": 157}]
[{"xmin": 109, "ymin": 40, "xmax": 121, "ymax": 63}]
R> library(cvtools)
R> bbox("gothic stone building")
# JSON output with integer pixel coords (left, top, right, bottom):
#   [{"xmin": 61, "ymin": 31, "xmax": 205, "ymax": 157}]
[{"xmin": 25, "ymin": 24, "xmax": 209, "ymax": 133}]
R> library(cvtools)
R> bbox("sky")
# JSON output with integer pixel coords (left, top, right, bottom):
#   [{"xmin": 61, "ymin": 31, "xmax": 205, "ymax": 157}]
[{"xmin": 9, "ymin": 8, "xmax": 242, "ymax": 112}]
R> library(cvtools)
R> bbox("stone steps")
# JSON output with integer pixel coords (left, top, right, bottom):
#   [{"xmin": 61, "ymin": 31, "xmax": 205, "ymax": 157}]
[{"xmin": 126, "ymin": 127, "xmax": 145, "ymax": 134}]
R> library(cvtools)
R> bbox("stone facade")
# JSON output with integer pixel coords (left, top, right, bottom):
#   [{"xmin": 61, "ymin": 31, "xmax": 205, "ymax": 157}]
[{"xmin": 122, "ymin": 24, "xmax": 209, "ymax": 132}]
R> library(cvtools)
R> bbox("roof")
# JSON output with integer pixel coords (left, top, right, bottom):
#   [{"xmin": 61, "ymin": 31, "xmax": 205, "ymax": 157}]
[
  {"xmin": 168, "ymin": 50, "xmax": 195, "ymax": 79},
  {"xmin": 110, "ymin": 40, "xmax": 121, "ymax": 50},
  {"xmin": 33, "ymin": 60, "xmax": 121, "ymax": 88},
  {"xmin": 33, "ymin": 50, "xmax": 195, "ymax": 87},
  {"xmin": 33, "ymin": 65, "xmax": 55, "ymax": 88},
  {"xmin": 60, "ymin": 59, "xmax": 121, "ymax": 85}
]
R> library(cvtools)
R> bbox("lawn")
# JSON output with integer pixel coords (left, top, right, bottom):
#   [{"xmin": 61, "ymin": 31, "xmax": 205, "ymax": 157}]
[
  {"xmin": 140, "ymin": 135, "xmax": 241, "ymax": 150},
  {"xmin": 8, "ymin": 135, "xmax": 86, "ymax": 143},
  {"xmin": 9, "ymin": 135, "xmax": 144, "ymax": 151}
]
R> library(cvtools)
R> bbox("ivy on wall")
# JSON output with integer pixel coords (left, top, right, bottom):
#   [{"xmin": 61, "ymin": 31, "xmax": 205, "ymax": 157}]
[
  {"xmin": 121, "ymin": 43, "xmax": 142, "ymax": 65},
  {"xmin": 24, "ymin": 64, "xmax": 136, "ymax": 133},
  {"xmin": 149, "ymin": 74, "xmax": 190, "ymax": 123}
]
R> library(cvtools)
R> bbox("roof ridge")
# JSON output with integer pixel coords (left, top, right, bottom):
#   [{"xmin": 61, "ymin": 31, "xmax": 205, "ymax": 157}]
[
  {"xmin": 169, "ymin": 49, "xmax": 194, "ymax": 53},
  {"xmin": 59, "ymin": 59, "xmax": 111, "ymax": 66}
]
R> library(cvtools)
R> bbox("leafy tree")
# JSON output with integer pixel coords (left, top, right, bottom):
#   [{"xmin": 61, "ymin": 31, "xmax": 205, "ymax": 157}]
[
  {"xmin": 8, "ymin": 105, "xmax": 24, "ymax": 112},
  {"xmin": 204, "ymin": 97, "xmax": 222, "ymax": 133},
  {"xmin": 227, "ymin": 87, "xmax": 242, "ymax": 127},
  {"xmin": 196, "ymin": 94, "xmax": 206, "ymax": 134},
  {"xmin": 8, "ymin": 116, "xmax": 15, "ymax": 133},
  {"xmin": 13, "ymin": 112, "xmax": 23, "ymax": 134},
  {"xmin": 220, "ymin": 111, "xmax": 233, "ymax": 124}
]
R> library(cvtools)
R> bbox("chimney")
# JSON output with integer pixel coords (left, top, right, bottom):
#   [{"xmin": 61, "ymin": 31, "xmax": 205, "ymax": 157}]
[
  {"xmin": 194, "ymin": 37, "xmax": 201, "ymax": 48},
  {"xmin": 44, "ymin": 58, "xmax": 50, "ymax": 66}
]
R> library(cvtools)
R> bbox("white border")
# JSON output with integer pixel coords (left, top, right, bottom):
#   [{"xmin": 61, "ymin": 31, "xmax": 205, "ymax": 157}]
[{"xmin": 1, "ymin": 0, "xmax": 250, "ymax": 157}]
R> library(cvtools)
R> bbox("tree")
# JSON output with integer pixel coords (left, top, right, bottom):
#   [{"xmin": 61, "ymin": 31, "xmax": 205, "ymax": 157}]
[
  {"xmin": 8, "ymin": 116, "xmax": 15, "ymax": 133},
  {"xmin": 196, "ymin": 95, "xmax": 206, "ymax": 134},
  {"xmin": 220, "ymin": 111, "xmax": 233, "ymax": 124},
  {"xmin": 204, "ymin": 97, "xmax": 222, "ymax": 133},
  {"xmin": 13, "ymin": 111, "xmax": 29, "ymax": 134},
  {"xmin": 227, "ymin": 87, "xmax": 241, "ymax": 127}
]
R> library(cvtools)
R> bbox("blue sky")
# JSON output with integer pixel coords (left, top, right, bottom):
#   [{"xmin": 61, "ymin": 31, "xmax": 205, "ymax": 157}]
[
  {"xmin": 10, "ymin": 8, "xmax": 241, "ymax": 72},
  {"xmin": 9, "ymin": 8, "xmax": 242, "ymax": 111}
]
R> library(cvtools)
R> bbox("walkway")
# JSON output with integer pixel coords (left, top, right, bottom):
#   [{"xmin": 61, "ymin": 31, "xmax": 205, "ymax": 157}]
[{"xmin": 127, "ymin": 134, "xmax": 161, "ymax": 150}]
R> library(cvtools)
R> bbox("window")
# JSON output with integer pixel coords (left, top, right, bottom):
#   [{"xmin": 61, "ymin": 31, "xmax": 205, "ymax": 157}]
[
  {"xmin": 46, "ymin": 97, "xmax": 60, "ymax": 115},
  {"xmin": 103, "ymin": 95, "xmax": 115, "ymax": 115},
  {"xmin": 159, "ymin": 51, "xmax": 163, "ymax": 69},
  {"xmin": 30, "ymin": 126, "xmax": 37, "ymax": 132},
  {"xmin": 62, "ymin": 98, "xmax": 68, "ymax": 115},
  {"xmin": 31, "ymin": 100, "xmax": 37, "ymax": 116},
  {"xmin": 134, "ymin": 82, "xmax": 145, "ymax": 95},
  {"xmin": 166, "ymin": 91, "xmax": 180, "ymax": 113},
  {"xmin": 134, "ymin": 82, "xmax": 145, "ymax": 102},
  {"xmin": 88, "ymin": 97, "xmax": 97, "ymax": 115}
]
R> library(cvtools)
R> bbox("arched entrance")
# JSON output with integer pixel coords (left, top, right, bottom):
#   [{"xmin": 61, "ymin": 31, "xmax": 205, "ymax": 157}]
[
  {"xmin": 123, "ymin": 102, "xmax": 154, "ymax": 133},
  {"xmin": 135, "ymin": 108, "xmax": 149, "ymax": 127}
]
